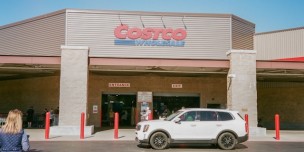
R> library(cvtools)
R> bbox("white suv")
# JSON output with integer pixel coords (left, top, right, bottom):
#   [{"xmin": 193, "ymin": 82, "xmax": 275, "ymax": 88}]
[{"xmin": 135, "ymin": 108, "xmax": 248, "ymax": 150}]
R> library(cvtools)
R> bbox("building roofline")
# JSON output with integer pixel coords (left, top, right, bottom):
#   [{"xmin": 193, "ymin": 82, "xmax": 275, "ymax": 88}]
[
  {"xmin": 66, "ymin": 8, "xmax": 232, "ymax": 17},
  {"xmin": 255, "ymin": 26, "xmax": 304, "ymax": 35},
  {"xmin": 231, "ymin": 15, "xmax": 255, "ymax": 27},
  {"xmin": 67, "ymin": 9, "xmax": 255, "ymax": 27},
  {"xmin": 0, "ymin": 9, "xmax": 67, "ymax": 30},
  {"xmin": 0, "ymin": 8, "xmax": 254, "ymax": 30}
]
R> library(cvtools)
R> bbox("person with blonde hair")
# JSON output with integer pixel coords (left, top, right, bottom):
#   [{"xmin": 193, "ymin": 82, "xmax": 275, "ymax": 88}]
[{"xmin": 0, "ymin": 109, "xmax": 30, "ymax": 152}]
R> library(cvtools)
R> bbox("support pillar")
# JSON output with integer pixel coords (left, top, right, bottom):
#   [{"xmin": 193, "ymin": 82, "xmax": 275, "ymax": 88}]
[
  {"xmin": 51, "ymin": 46, "xmax": 93, "ymax": 136},
  {"xmin": 226, "ymin": 50, "xmax": 265, "ymax": 136}
]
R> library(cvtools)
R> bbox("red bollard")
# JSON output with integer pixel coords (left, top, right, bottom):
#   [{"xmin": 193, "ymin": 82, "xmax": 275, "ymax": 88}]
[
  {"xmin": 148, "ymin": 112, "xmax": 153, "ymax": 120},
  {"xmin": 45, "ymin": 112, "xmax": 50, "ymax": 139},
  {"xmin": 114, "ymin": 112, "xmax": 119, "ymax": 139},
  {"xmin": 275, "ymin": 114, "xmax": 280, "ymax": 140},
  {"xmin": 245, "ymin": 114, "xmax": 249, "ymax": 135},
  {"xmin": 80, "ymin": 112, "xmax": 85, "ymax": 139}
]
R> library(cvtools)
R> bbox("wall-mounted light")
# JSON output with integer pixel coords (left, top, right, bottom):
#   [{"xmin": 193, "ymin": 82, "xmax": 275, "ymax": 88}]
[
  {"xmin": 227, "ymin": 74, "xmax": 236, "ymax": 91},
  {"xmin": 228, "ymin": 74, "xmax": 236, "ymax": 78}
]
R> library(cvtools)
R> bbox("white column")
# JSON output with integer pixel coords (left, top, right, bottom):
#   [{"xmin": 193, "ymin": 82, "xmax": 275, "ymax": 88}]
[
  {"xmin": 227, "ymin": 50, "xmax": 265, "ymax": 136},
  {"xmin": 51, "ymin": 45, "xmax": 93, "ymax": 136}
]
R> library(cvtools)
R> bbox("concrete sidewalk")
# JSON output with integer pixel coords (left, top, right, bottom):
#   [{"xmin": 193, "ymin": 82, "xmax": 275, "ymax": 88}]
[
  {"xmin": 249, "ymin": 130, "xmax": 304, "ymax": 142},
  {"xmin": 26, "ymin": 129, "xmax": 135, "ymax": 141},
  {"xmin": 25, "ymin": 129, "xmax": 304, "ymax": 142}
]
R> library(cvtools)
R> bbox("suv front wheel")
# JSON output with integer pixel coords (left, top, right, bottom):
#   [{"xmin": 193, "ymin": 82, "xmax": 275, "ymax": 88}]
[
  {"xmin": 149, "ymin": 132, "xmax": 169, "ymax": 150},
  {"xmin": 217, "ymin": 132, "xmax": 236, "ymax": 150}
]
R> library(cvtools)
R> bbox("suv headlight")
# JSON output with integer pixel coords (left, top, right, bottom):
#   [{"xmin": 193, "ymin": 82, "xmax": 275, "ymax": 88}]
[{"xmin": 143, "ymin": 125, "xmax": 150, "ymax": 132}]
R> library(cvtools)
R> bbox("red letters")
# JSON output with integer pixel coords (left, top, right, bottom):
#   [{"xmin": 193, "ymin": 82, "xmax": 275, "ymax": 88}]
[
  {"xmin": 114, "ymin": 25, "xmax": 187, "ymax": 41},
  {"xmin": 172, "ymin": 29, "xmax": 187, "ymax": 41},
  {"xmin": 114, "ymin": 25, "xmax": 128, "ymax": 39},
  {"xmin": 127, "ymin": 27, "xmax": 142, "ymax": 39},
  {"xmin": 141, "ymin": 28, "xmax": 153, "ymax": 40},
  {"xmin": 162, "ymin": 29, "xmax": 173, "ymax": 40}
]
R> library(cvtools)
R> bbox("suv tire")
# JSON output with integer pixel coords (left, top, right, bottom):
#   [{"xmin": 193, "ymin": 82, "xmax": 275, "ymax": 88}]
[
  {"xmin": 217, "ymin": 132, "xmax": 236, "ymax": 150},
  {"xmin": 149, "ymin": 132, "xmax": 169, "ymax": 150}
]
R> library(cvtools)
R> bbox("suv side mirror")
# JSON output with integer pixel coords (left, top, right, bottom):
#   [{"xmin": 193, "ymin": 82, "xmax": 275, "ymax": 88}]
[{"xmin": 174, "ymin": 117, "xmax": 181, "ymax": 124}]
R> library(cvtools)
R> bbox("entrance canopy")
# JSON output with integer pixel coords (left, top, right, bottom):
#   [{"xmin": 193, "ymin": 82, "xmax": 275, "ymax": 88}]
[{"xmin": 1, "ymin": 56, "xmax": 304, "ymax": 82}]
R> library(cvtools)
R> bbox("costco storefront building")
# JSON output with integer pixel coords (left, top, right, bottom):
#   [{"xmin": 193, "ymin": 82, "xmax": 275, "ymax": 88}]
[{"xmin": 0, "ymin": 9, "xmax": 303, "ymax": 135}]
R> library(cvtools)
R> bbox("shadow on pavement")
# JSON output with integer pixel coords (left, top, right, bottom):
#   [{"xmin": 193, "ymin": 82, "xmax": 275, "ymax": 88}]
[
  {"xmin": 235, "ymin": 144, "xmax": 248, "ymax": 149},
  {"xmin": 137, "ymin": 143, "xmax": 248, "ymax": 150},
  {"xmin": 29, "ymin": 149, "xmax": 43, "ymax": 152},
  {"xmin": 49, "ymin": 136, "xmax": 61, "ymax": 139},
  {"xmin": 93, "ymin": 126, "xmax": 135, "ymax": 133}
]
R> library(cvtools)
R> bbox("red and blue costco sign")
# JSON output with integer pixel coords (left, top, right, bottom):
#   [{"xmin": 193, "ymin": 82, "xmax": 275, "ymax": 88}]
[{"xmin": 114, "ymin": 25, "xmax": 187, "ymax": 47}]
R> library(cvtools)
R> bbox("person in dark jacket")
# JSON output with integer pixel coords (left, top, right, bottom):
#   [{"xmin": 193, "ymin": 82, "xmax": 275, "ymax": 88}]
[
  {"xmin": 0, "ymin": 109, "xmax": 30, "ymax": 152},
  {"xmin": 26, "ymin": 106, "xmax": 34, "ymax": 128}
]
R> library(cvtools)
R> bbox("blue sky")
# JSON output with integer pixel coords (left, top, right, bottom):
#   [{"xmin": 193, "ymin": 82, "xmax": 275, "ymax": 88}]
[{"xmin": 1, "ymin": 0, "xmax": 304, "ymax": 33}]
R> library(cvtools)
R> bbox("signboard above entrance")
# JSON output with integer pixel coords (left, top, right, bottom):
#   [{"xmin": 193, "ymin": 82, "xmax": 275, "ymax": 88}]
[
  {"xmin": 172, "ymin": 84, "xmax": 183, "ymax": 88},
  {"xmin": 137, "ymin": 91, "xmax": 152, "ymax": 102},
  {"xmin": 108, "ymin": 83, "xmax": 130, "ymax": 87},
  {"xmin": 114, "ymin": 24, "xmax": 186, "ymax": 47}
]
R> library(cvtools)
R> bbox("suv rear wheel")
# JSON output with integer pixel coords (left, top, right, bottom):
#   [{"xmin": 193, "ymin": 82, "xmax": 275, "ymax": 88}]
[
  {"xmin": 217, "ymin": 132, "xmax": 236, "ymax": 150},
  {"xmin": 149, "ymin": 132, "xmax": 169, "ymax": 150}
]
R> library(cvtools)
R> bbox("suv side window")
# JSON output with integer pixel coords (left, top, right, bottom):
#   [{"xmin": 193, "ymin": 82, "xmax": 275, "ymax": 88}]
[
  {"xmin": 217, "ymin": 112, "xmax": 234, "ymax": 121},
  {"xmin": 179, "ymin": 111, "xmax": 197, "ymax": 121},
  {"xmin": 200, "ymin": 111, "xmax": 218, "ymax": 121}
]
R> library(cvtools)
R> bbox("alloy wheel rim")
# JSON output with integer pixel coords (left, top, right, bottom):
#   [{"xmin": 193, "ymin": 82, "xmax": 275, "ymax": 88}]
[
  {"xmin": 153, "ymin": 135, "xmax": 166, "ymax": 148},
  {"xmin": 221, "ymin": 135, "xmax": 234, "ymax": 148}
]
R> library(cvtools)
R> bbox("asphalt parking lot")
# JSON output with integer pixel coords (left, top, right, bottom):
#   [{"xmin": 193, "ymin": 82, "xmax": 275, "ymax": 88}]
[{"xmin": 29, "ymin": 141, "xmax": 304, "ymax": 152}]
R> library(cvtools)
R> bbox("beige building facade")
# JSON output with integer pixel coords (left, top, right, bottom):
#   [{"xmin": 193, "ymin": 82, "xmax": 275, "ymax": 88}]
[
  {"xmin": 0, "ymin": 9, "xmax": 303, "ymax": 134},
  {"xmin": 255, "ymin": 27, "xmax": 304, "ymax": 130}
]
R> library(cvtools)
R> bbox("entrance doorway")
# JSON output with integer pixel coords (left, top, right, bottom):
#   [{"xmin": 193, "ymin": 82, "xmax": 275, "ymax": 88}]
[
  {"xmin": 153, "ymin": 93, "xmax": 200, "ymax": 119},
  {"xmin": 102, "ymin": 93, "xmax": 136, "ymax": 127}
]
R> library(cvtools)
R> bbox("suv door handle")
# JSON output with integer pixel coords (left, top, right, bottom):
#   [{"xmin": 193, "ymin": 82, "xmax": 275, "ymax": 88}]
[
  {"xmin": 216, "ymin": 124, "xmax": 222, "ymax": 127},
  {"xmin": 190, "ymin": 124, "xmax": 196, "ymax": 127}
]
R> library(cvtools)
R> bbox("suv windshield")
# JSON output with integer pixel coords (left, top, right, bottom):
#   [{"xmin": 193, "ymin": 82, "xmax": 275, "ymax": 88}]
[{"xmin": 165, "ymin": 110, "xmax": 183, "ymax": 121}]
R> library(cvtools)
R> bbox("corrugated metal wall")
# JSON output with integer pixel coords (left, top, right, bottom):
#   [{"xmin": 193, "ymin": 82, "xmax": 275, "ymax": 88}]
[
  {"xmin": 0, "ymin": 12, "xmax": 66, "ymax": 56},
  {"xmin": 0, "ymin": 9, "xmax": 256, "ymax": 59},
  {"xmin": 255, "ymin": 29, "xmax": 304, "ymax": 60},
  {"xmin": 232, "ymin": 16, "xmax": 255, "ymax": 50},
  {"xmin": 66, "ymin": 10, "xmax": 232, "ymax": 60}
]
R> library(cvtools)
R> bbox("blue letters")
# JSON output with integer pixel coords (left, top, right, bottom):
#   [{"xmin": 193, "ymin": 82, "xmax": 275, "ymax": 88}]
[{"xmin": 115, "ymin": 39, "xmax": 185, "ymax": 47}]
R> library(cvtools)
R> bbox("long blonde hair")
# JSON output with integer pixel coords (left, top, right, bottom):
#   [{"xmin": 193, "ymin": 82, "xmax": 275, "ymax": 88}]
[{"xmin": 1, "ymin": 109, "xmax": 23, "ymax": 134}]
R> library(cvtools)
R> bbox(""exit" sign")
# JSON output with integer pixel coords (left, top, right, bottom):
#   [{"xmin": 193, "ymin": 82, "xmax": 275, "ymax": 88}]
[{"xmin": 172, "ymin": 84, "xmax": 183, "ymax": 88}]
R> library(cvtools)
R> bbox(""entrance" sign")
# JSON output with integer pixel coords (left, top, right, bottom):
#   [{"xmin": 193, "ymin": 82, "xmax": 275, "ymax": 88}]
[{"xmin": 108, "ymin": 83, "xmax": 130, "ymax": 87}]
